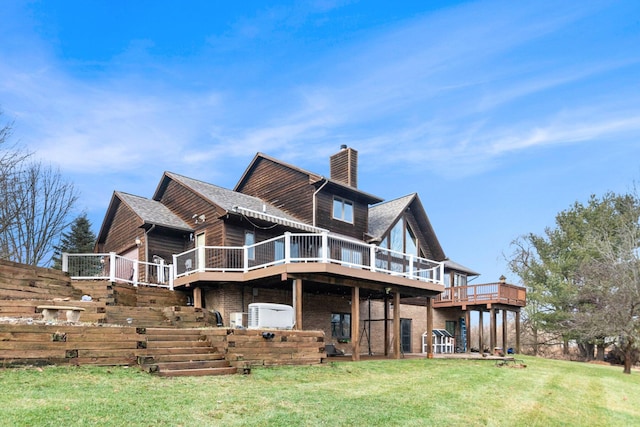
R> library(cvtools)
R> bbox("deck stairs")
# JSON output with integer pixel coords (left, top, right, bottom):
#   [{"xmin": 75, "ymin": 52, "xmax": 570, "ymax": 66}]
[{"xmin": 138, "ymin": 327, "xmax": 237, "ymax": 377}]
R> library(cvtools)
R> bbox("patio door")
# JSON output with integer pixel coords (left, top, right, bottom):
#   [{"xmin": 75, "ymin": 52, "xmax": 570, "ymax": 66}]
[
  {"xmin": 401, "ymin": 318, "xmax": 412, "ymax": 353},
  {"xmin": 196, "ymin": 232, "xmax": 205, "ymax": 270}
]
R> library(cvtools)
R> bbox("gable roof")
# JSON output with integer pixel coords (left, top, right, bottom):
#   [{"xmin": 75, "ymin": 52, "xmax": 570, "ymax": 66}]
[
  {"xmin": 368, "ymin": 193, "xmax": 446, "ymax": 261},
  {"xmin": 155, "ymin": 172, "xmax": 299, "ymax": 219},
  {"xmin": 153, "ymin": 172, "xmax": 326, "ymax": 233},
  {"xmin": 368, "ymin": 194, "xmax": 416, "ymax": 239},
  {"xmin": 118, "ymin": 192, "xmax": 193, "ymax": 231},
  {"xmin": 235, "ymin": 152, "xmax": 384, "ymax": 204},
  {"xmin": 96, "ymin": 191, "xmax": 192, "ymax": 244}
]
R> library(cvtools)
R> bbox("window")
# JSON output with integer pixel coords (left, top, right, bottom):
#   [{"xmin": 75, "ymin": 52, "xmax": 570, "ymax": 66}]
[
  {"xmin": 390, "ymin": 221, "xmax": 403, "ymax": 252},
  {"xmin": 245, "ymin": 231, "xmax": 255, "ymax": 260},
  {"xmin": 341, "ymin": 248, "xmax": 362, "ymax": 266},
  {"xmin": 405, "ymin": 226, "xmax": 417, "ymax": 255},
  {"xmin": 443, "ymin": 272, "xmax": 451, "ymax": 287},
  {"xmin": 333, "ymin": 197, "xmax": 354, "ymax": 223},
  {"xmin": 453, "ymin": 272, "xmax": 467, "ymax": 287},
  {"xmin": 274, "ymin": 239, "xmax": 299, "ymax": 262},
  {"xmin": 331, "ymin": 313, "xmax": 351, "ymax": 340},
  {"xmin": 389, "ymin": 219, "xmax": 418, "ymax": 255},
  {"xmin": 275, "ymin": 240, "xmax": 284, "ymax": 262}
]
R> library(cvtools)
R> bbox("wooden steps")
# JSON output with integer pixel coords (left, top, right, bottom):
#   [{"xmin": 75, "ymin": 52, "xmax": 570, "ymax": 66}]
[
  {"xmin": 138, "ymin": 328, "xmax": 238, "ymax": 377},
  {"xmin": 162, "ymin": 306, "xmax": 210, "ymax": 327},
  {"xmin": 0, "ymin": 259, "xmax": 81, "ymax": 301},
  {"xmin": 105, "ymin": 306, "xmax": 171, "ymax": 327}
]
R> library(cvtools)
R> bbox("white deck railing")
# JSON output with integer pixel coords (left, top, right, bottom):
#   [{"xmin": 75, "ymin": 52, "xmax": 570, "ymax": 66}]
[
  {"xmin": 62, "ymin": 252, "xmax": 173, "ymax": 289},
  {"xmin": 172, "ymin": 232, "xmax": 444, "ymax": 285},
  {"xmin": 63, "ymin": 232, "xmax": 444, "ymax": 289}
]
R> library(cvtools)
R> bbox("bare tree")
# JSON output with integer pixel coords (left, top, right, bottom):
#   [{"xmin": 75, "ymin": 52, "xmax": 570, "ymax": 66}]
[
  {"xmin": 0, "ymin": 161, "xmax": 78, "ymax": 266},
  {"xmin": 578, "ymin": 194, "xmax": 640, "ymax": 374},
  {"xmin": 0, "ymin": 114, "xmax": 31, "ymax": 236}
]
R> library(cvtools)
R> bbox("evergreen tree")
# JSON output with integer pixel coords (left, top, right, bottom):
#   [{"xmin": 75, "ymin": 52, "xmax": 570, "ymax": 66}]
[
  {"xmin": 509, "ymin": 191, "xmax": 640, "ymax": 372},
  {"xmin": 52, "ymin": 213, "xmax": 96, "ymax": 270}
]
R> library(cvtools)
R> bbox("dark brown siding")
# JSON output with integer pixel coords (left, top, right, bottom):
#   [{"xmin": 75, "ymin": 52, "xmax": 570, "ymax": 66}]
[
  {"xmin": 147, "ymin": 230, "xmax": 190, "ymax": 263},
  {"xmin": 330, "ymin": 147, "xmax": 358, "ymax": 188},
  {"xmin": 100, "ymin": 200, "xmax": 143, "ymax": 255},
  {"xmin": 156, "ymin": 178, "xmax": 224, "ymax": 247},
  {"xmin": 236, "ymin": 157, "xmax": 315, "ymax": 223},
  {"xmin": 315, "ymin": 190, "xmax": 369, "ymax": 240}
]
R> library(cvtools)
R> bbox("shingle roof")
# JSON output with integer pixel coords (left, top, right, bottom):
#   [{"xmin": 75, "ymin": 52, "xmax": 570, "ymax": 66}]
[
  {"xmin": 117, "ymin": 192, "xmax": 192, "ymax": 231},
  {"xmin": 443, "ymin": 259, "xmax": 480, "ymax": 276},
  {"xmin": 368, "ymin": 194, "xmax": 416, "ymax": 239},
  {"xmin": 235, "ymin": 153, "xmax": 384, "ymax": 204},
  {"xmin": 164, "ymin": 172, "xmax": 302, "ymax": 222}
]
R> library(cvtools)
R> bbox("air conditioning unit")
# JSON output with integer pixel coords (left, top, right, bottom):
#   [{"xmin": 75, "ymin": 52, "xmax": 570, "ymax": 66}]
[
  {"xmin": 230, "ymin": 312, "xmax": 245, "ymax": 328},
  {"xmin": 247, "ymin": 303, "xmax": 295, "ymax": 329}
]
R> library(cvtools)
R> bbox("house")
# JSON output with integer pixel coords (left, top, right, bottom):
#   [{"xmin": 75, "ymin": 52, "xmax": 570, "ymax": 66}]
[{"xmin": 93, "ymin": 146, "xmax": 525, "ymax": 359}]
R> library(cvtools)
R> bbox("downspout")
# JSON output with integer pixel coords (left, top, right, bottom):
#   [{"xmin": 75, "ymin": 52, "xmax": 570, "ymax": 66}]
[
  {"xmin": 312, "ymin": 178, "xmax": 329, "ymax": 227},
  {"xmin": 144, "ymin": 224, "xmax": 156, "ymax": 282}
]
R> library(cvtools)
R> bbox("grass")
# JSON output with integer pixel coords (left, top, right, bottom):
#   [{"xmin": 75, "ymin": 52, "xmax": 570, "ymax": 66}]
[{"xmin": 1, "ymin": 356, "xmax": 639, "ymax": 426}]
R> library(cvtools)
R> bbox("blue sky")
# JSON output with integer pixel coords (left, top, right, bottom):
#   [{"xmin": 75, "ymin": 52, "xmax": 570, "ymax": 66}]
[{"xmin": 1, "ymin": 1, "xmax": 639, "ymax": 283}]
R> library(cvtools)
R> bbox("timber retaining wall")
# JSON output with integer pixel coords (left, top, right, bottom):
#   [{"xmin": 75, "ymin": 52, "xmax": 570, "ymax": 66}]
[{"xmin": 0, "ymin": 324, "xmax": 326, "ymax": 368}]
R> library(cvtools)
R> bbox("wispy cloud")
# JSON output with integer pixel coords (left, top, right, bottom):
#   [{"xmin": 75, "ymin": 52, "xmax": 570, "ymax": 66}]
[{"xmin": 1, "ymin": 0, "xmax": 638, "ymax": 186}]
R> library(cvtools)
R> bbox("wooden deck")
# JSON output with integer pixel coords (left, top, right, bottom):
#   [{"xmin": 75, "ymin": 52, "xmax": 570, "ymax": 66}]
[
  {"xmin": 174, "ymin": 262, "xmax": 444, "ymax": 297},
  {"xmin": 433, "ymin": 282, "xmax": 526, "ymax": 309}
]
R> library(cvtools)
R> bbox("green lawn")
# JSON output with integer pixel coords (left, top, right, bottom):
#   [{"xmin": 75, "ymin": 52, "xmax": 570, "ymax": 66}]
[{"xmin": 2, "ymin": 356, "xmax": 639, "ymax": 426}]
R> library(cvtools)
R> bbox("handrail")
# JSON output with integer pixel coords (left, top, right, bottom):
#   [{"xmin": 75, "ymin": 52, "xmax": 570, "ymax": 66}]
[
  {"xmin": 172, "ymin": 231, "xmax": 444, "ymax": 285},
  {"xmin": 64, "ymin": 232, "xmax": 445, "ymax": 288},
  {"xmin": 434, "ymin": 282, "xmax": 526, "ymax": 306},
  {"xmin": 62, "ymin": 252, "xmax": 173, "ymax": 289}
]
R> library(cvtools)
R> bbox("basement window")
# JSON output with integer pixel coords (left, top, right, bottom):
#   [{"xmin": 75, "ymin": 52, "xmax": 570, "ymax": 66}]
[
  {"xmin": 333, "ymin": 197, "xmax": 354, "ymax": 223},
  {"xmin": 331, "ymin": 313, "xmax": 351, "ymax": 340}
]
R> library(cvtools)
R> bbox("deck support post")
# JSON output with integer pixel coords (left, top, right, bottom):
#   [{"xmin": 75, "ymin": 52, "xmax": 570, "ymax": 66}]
[
  {"xmin": 426, "ymin": 297, "xmax": 433, "ymax": 358},
  {"xmin": 515, "ymin": 310, "xmax": 521, "ymax": 354},
  {"xmin": 193, "ymin": 287, "xmax": 202, "ymax": 309},
  {"xmin": 478, "ymin": 310, "xmax": 484, "ymax": 352},
  {"xmin": 465, "ymin": 310, "xmax": 471, "ymax": 353},
  {"xmin": 502, "ymin": 309, "xmax": 508, "ymax": 351},
  {"xmin": 393, "ymin": 291, "xmax": 401, "ymax": 359},
  {"xmin": 351, "ymin": 286, "xmax": 360, "ymax": 361},
  {"xmin": 490, "ymin": 307, "xmax": 497, "ymax": 353},
  {"xmin": 293, "ymin": 279, "xmax": 303, "ymax": 330},
  {"xmin": 383, "ymin": 293, "xmax": 389, "ymax": 356}
]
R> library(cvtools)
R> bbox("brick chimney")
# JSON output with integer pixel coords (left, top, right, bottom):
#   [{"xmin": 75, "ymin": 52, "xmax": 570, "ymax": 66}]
[{"xmin": 330, "ymin": 145, "xmax": 358, "ymax": 188}]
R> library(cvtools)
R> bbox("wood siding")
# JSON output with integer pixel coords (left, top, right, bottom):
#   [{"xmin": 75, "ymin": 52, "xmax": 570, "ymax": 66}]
[
  {"xmin": 99, "ymin": 200, "xmax": 143, "ymax": 256},
  {"xmin": 330, "ymin": 147, "xmax": 358, "ymax": 188},
  {"xmin": 156, "ymin": 178, "xmax": 224, "ymax": 247},
  {"xmin": 236, "ymin": 157, "xmax": 316, "ymax": 223},
  {"xmin": 315, "ymin": 188, "xmax": 369, "ymax": 240},
  {"xmin": 237, "ymin": 156, "xmax": 371, "ymax": 240},
  {"xmin": 147, "ymin": 230, "xmax": 191, "ymax": 264}
]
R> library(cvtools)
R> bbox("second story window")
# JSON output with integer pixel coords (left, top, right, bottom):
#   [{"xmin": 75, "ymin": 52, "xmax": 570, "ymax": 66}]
[{"xmin": 333, "ymin": 197, "xmax": 354, "ymax": 223}]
